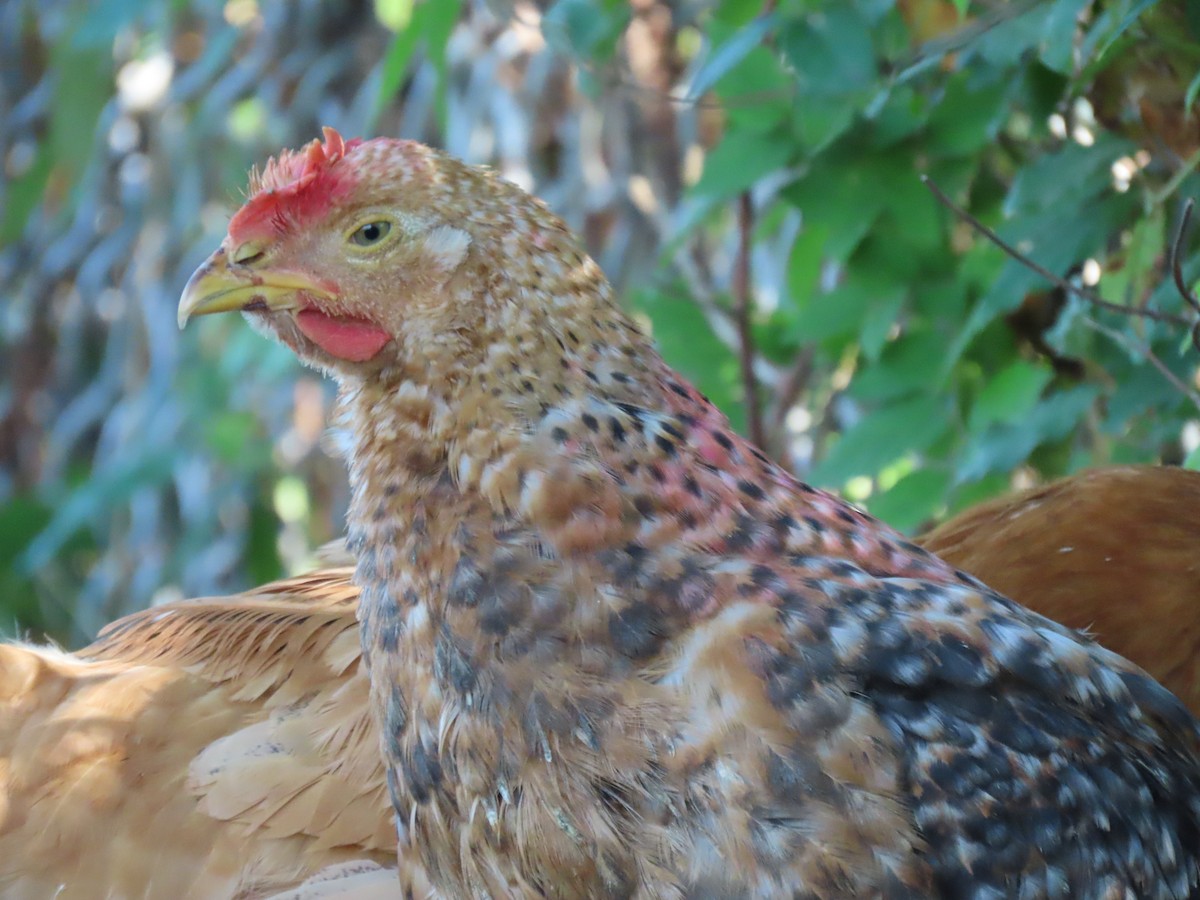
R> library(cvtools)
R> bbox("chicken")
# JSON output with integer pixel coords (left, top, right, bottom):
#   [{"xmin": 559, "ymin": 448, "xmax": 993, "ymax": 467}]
[
  {"xmin": 920, "ymin": 464, "xmax": 1200, "ymax": 717},
  {"xmin": 178, "ymin": 127, "xmax": 1200, "ymax": 898},
  {"xmin": 0, "ymin": 564, "xmax": 396, "ymax": 899}
]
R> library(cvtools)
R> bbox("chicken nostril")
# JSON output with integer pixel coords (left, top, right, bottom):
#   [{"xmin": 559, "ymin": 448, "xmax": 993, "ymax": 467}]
[{"xmin": 231, "ymin": 242, "xmax": 266, "ymax": 266}]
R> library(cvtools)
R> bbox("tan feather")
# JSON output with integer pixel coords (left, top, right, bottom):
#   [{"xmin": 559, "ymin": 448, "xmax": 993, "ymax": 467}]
[{"xmin": 0, "ymin": 568, "xmax": 394, "ymax": 899}]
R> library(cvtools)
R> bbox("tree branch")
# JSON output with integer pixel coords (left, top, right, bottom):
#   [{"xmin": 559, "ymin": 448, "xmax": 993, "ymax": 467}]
[{"xmin": 921, "ymin": 175, "xmax": 1195, "ymax": 329}]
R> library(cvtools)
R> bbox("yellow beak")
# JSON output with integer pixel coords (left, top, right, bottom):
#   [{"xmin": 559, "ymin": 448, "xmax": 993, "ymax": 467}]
[{"xmin": 177, "ymin": 248, "xmax": 333, "ymax": 329}]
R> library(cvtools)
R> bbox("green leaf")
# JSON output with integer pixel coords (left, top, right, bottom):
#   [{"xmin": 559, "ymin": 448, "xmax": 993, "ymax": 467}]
[
  {"xmin": 424, "ymin": 0, "xmax": 463, "ymax": 129},
  {"xmin": 785, "ymin": 224, "xmax": 828, "ymax": 309},
  {"xmin": 1104, "ymin": 352, "xmax": 1191, "ymax": 430},
  {"xmin": 812, "ymin": 394, "xmax": 949, "ymax": 486},
  {"xmin": 1184, "ymin": 444, "xmax": 1200, "ymax": 471},
  {"xmin": 1098, "ymin": 205, "xmax": 1165, "ymax": 309},
  {"xmin": 374, "ymin": 0, "xmax": 464, "ymax": 125},
  {"xmin": 944, "ymin": 188, "xmax": 1136, "ymax": 368},
  {"xmin": 688, "ymin": 14, "xmax": 776, "ymax": 99},
  {"xmin": 779, "ymin": 5, "xmax": 877, "ymax": 98},
  {"xmin": 956, "ymin": 385, "xmax": 1099, "ymax": 482},
  {"xmin": 1092, "ymin": 0, "xmax": 1161, "ymax": 61},
  {"xmin": 633, "ymin": 288, "xmax": 745, "ymax": 433},
  {"xmin": 1, "ymin": 148, "xmax": 52, "ymax": 244},
  {"xmin": 968, "ymin": 360, "xmax": 1052, "ymax": 431},
  {"xmin": 781, "ymin": 156, "xmax": 886, "ymax": 259},
  {"xmin": 542, "ymin": 0, "xmax": 631, "ymax": 61},
  {"xmin": 859, "ymin": 290, "xmax": 905, "ymax": 361},
  {"xmin": 1038, "ymin": 0, "xmax": 1093, "ymax": 73},
  {"xmin": 974, "ymin": 1, "xmax": 1066, "ymax": 68},
  {"xmin": 693, "ymin": 127, "xmax": 794, "ymax": 198},
  {"xmin": 925, "ymin": 73, "xmax": 1009, "ymax": 156},
  {"xmin": 710, "ymin": 0, "xmax": 769, "ymax": 28},
  {"xmin": 794, "ymin": 98, "xmax": 859, "ymax": 154},
  {"xmin": 1004, "ymin": 138, "xmax": 1127, "ymax": 215},
  {"xmin": 21, "ymin": 450, "xmax": 177, "ymax": 573},
  {"xmin": 850, "ymin": 327, "xmax": 949, "ymax": 400},
  {"xmin": 0, "ymin": 495, "xmax": 60, "ymax": 638},
  {"xmin": 867, "ymin": 85, "xmax": 929, "ymax": 147},
  {"xmin": 788, "ymin": 270, "xmax": 903, "ymax": 347},
  {"xmin": 945, "ymin": 472, "xmax": 1013, "ymax": 516},
  {"xmin": 205, "ymin": 411, "xmax": 269, "ymax": 465},
  {"xmin": 375, "ymin": 14, "xmax": 423, "ymax": 117},
  {"xmin": 72, "ymin": 0, "xmax": 151, "ymax": 48},
  {"xmin": 50, "ymin": 45, "xmax": 113, "ymax": 179},
  {"xmin": 1186, "ymin": 69, "xmax": 1200, "ymax": 124},
  {"xmin": 868, "ymin": 468, "xmax": 952, "ymax": 533},
  {"xmin": 716, "ymin": 45, "xmax": 795, "ymax": 133}
]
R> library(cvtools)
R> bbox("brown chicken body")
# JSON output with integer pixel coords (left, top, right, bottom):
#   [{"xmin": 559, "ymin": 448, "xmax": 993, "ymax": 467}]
[
  {"xmin": 921, "ymin": 464, "xmax": 1200, "ymax": 716},
  {"xmin": 180, "ymin": 130, "xmax": 1200, "ymax": 898},
  {"xmin": 0, "ymin": 567, "xmax": 394, "ymax": 899}
]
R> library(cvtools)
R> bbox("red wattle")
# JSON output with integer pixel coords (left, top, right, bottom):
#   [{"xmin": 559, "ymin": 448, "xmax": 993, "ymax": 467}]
[{"xmin": 295, "ymin": 309, "xmax": 391, "ymax": 362}]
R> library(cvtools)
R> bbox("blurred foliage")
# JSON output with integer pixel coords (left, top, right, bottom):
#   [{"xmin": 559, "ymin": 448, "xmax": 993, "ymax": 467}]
[{"xmin": 1, "ymin": 0, "xmax": 1198, "ymax": 644}]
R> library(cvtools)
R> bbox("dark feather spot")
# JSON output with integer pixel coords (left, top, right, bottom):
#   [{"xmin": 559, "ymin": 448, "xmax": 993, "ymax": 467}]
[
  {"xmin": 608, "ymin": 601, "xmax": 668, "ymax": 660},
  {"xmin": 750, "ymin": 564, "xmax": 779, "ymax": 589},
  {"xmin": 378, "ymin": 619, "xmax": 402, "ymax": 653},
  {"xmin": 738, "ymin": 480, "xmax": 766, "ymax": 501},
  {"xmin": 435, "ymin": 631, "xmax": 478, "ymax": 696},
  {"xmin": 448, "ymin": 555, "xmax": 484, "ymax": 607},
  {"xmin": 402, "ymin": 740, "xmax": 444, "ymax": 804},
  {"xmin": 615, "ymin": 401, "xmax": 644, "ymax": 422}
]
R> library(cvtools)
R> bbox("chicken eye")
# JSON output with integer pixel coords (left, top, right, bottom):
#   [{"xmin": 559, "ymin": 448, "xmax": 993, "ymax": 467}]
[{"xmin": 349, "ymin": 221, "xmax": 391, "ymax": 247}]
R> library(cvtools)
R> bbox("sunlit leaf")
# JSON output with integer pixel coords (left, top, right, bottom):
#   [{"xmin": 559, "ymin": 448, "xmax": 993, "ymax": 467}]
[
  {"xmin": 812, "ymin": 395, "xmax": 950, "ymax": 486},
  {"xmin": 687, "ymin": 14, "xmax": 776, "ymax": 99}
]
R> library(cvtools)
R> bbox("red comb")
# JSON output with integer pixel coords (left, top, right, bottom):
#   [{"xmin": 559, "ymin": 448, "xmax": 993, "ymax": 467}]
[{"xmin": 232, "ymin": 127, "xmax": 362, "ymax": 241}]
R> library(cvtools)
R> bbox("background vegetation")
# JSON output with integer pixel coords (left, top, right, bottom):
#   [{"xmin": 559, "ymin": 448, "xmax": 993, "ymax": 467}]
[{"xmin": 2, "ymin": 0, "xmax": 1197, "ymax": 644}]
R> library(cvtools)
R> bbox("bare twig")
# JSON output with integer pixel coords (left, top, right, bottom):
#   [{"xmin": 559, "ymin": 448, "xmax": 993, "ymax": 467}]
[
  {"xmin": 921, "ymin": 175, "xmax": 1196, "ymax": 329},
  {"xmin": 1171, "ymin": 198, "xmax": 1198, "ymax": 312},
  {"xmin": 1167, "ymin": 198, "xmax": 1200, "ymax": 352},
  {"xmin": 733, "ymin": 192, "xmax": 766, "ymax": 449},
  {"xmin": 1083, "ymin": 318, "xmax": 1200, "ymax": 411}
]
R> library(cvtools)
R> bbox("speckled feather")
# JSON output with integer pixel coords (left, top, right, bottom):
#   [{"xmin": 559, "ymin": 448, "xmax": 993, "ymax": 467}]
[
  {"xmin": 920, "ymin": 465, "xmax": 1200, "ymax": 718},
  {"xmin": 208, "ymin": 131, "xmax": 1200, "ymax": 899},
  {"xmin": 0, "ymin": 567, "xmax": 395, "ymax": 899}
]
